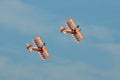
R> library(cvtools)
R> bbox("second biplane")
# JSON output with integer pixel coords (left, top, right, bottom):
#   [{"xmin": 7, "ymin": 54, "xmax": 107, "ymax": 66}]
[
  {"xmin": 60, "ymin": 18, "xmax": 84, "ymax": 43},
  {"xmin": 26, "ymin": 35, "xmax": 50, "ymax": 60}
]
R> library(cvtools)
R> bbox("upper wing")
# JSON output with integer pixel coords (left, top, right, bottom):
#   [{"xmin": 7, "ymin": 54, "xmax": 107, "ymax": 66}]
[
  {"xmin": 69, "ymin": 18, "xmax": 84, "ymax": 40},
  {"xmin": 71, "ymin": 34, "xmax": 80, "ymax": 43},
  {"xmin": 68, "ymin": 18, "xmax": 78, "ymax": 29},
  {"xmin": 38, "ymin": 51, "xmax": 46, "ymax": 60},
  {"xmin": 65, "ymin": 22, "xmax": 73, "ymax": 30},
  {"xmin": 36, "ymin": 35, "xmax": 50, "ymax": 58},
  {"xmin": 36, "ymin": 35, "xmax": 45, "ymax": 46},
  {"xmin": 42, "ymin": 45, "xmax": 51, "ymax": 58},
  {"xmin": 76, "ymin": 29, "xmax": 84, "ymax": 40}
]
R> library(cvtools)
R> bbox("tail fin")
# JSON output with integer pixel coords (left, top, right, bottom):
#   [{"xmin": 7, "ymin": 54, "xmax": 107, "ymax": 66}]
[
  {"xmin": 26, "ymin": 43, "xmax": 33, "ymax": 53},
  {"xmin": 60, "ymin": 27, "xmax": 67, "ymax": 34}
]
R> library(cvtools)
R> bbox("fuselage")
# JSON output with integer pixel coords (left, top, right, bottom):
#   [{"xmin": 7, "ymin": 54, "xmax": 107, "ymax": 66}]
[{"xmin": 66, "ymin": 29, "xmax": 76, "ymax": 34}]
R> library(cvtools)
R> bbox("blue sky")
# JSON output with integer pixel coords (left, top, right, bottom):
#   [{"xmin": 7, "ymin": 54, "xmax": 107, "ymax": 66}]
[{"xmin": 0, "ymin": 0, "xmax": 120, "ymax": 80}]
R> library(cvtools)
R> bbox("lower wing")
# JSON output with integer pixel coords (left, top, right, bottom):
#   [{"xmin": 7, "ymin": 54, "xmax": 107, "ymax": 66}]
[
  {"xmin": 38, "ymin": 51, "xmax": 46, "ymax": 61},
  {"xmin": 71, "ymin": 34, "xmax": 80, "ymax": 43}
]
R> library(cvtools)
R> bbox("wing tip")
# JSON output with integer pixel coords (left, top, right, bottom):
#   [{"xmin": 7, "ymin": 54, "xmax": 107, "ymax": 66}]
[
  {"xmin": 69, "ymin": 17, "xmax": 73, "ymax": 19},
  {"xmin": 36, "ymin": 35, "xmax": 40, "ymax": 38},
  {"xmin": 47, "ymin": 54, "xmax": 51, "ymax": 58},
  {"xmin": 80, "ymin": 37, "xmax": 85, "ymax": 40}
]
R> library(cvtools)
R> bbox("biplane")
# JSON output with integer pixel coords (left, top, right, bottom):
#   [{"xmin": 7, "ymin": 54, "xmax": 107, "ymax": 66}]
[
  {"xmin": 60, "ymin": 17, "xmax": 84, "ymax": 43},
  {"xmin": 26, "ymin": 35, "xmax": 50, "ymax": 60}
]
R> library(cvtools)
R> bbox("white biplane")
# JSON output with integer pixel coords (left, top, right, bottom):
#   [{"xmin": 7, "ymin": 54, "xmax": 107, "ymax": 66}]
[
  {"xmin": 60, "ymin": 18, "xmax": 84, "ymax": 43},
  {"xmin": 26, "ymin": 35, "xmax": 50, "ymax": 60}
]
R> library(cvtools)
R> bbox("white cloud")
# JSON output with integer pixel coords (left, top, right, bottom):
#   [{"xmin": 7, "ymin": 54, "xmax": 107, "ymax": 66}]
[
  {"xmin": 81, "ymin": 24, "xmax": 120, "ymax": 57},
  {"xmin": 95, "ymin": 43, "xmax": 120, "ymax": 55},
  {"xmin": 0, "ymin": 55, "xmax": 120, "ymax": 80},
  {"xmin": 94, "ymin": 43, "xmax": 120, "ymax": 80},
  {"xmin": 95, "ymin": 43, "xmax": 120, "ymax": 68},
  {"xmin": 77, "ymin": 24, "xmax": 120, "ymax": 79},
  {"xmin": 0, "ymin": 0, "xmax": 55, "ymax": 34},
  {"xmin": 82, "ymin": 25, "xmax": 117, "ymax": 43},
  {"xmin": 0, "ymin": 1, "xmax": 120, "ymax": 80}
]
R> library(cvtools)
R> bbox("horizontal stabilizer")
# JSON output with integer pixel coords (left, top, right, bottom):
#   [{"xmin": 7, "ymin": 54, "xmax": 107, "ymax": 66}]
[{"xmin": 26, "ymin": 43, "xmax": 33, "ymax": 52}]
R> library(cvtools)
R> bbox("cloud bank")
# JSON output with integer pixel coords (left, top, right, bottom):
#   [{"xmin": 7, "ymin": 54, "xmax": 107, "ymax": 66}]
[{"xmin": 0, "ymin": 0, "xmax": 55, "ymax": 34}]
